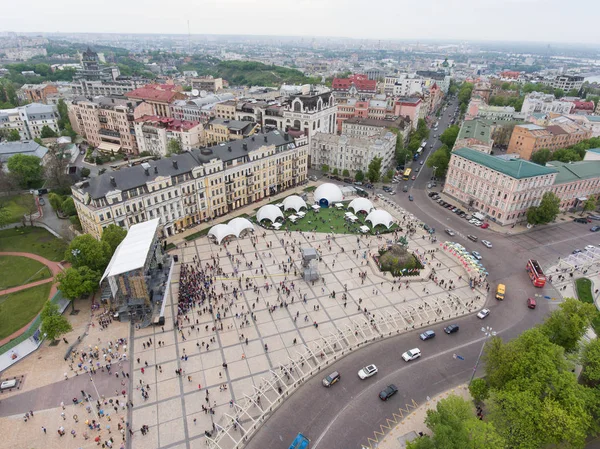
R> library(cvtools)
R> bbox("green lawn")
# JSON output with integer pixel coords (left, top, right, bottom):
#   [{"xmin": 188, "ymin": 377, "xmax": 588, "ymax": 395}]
[
  {"xmin": 0, "ymin": 255, "xmax": 52, "ymax": 290},
  {"xmin": 0, "ymin": 194, "xmax": 36, "ymax": 224},
  {"xmin": 0, "ymin": 227, "xmax": 67, "ymax": 261},
  {"xmin": 575, "ymin": 277, "xmax": 600, "ymax": 334},
  {"xmin": 0, "ymin": 283, "xmax": 52, "ymax": 341}
]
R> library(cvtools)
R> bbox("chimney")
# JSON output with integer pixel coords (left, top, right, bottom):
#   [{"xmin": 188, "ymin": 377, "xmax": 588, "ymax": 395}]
[
  {"xmin": 154, "ymin": 166, "xmax": 158, "ymax": 174},
  {"xmin": 172, "ymin": 159, "xmax": 178, "ymax": 169},
  {"xmin": 284, "ymin": 133, "xmax": 289, "ymax": 141},
  {"xmin": 243, "ymin": 143, "xmax": 248, "ymax": 151},
  {"xmin": 264, "ymin": 135, "xmax": 268, "ymax": 143},
  {"xmin": 228, "ymin": 146, "xmax": 232, "ymax": 152},
  {"xmin": 110, "ymin": 176, "xmax": 116, "ymax": 187},
  {"xmin": 144, "ymin": 167, "xmax": 149, "ymax": 176}
]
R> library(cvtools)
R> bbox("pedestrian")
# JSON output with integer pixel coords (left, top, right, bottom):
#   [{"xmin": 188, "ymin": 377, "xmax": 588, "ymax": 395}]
[{"xmin": 42, "ymin": 426, "xmax": 47, "ymax": 434}]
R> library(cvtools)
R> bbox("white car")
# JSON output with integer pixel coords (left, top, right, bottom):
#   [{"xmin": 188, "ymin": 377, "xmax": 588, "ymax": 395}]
[
  {"xmin": 471, "ymin": 251, "xmax": 482, "ymax": 260},
  {"xmin": 477, "ymin": 308, "xmax": 490, "ymax": 319},
  {"xmin": 471, "ymin": 220, "xmax": 482, "ymax": 226},
  {"xmin": 377, "ymin": 193, "xmax": 385, "ymax": 199},
  {"xmin": 585, "ymin": 245, "xmax": 595, "ymax": 251},
  {"xmin": 402, "ymin": 348, "xmax": 421, "ymax": 362},
  {"xmin": 481, "ymin": 240, "xmax": 492, "ymax": 248},
  {"xmin": 358, "ymin": 364, "xmax": 378, "ymax": 379}
]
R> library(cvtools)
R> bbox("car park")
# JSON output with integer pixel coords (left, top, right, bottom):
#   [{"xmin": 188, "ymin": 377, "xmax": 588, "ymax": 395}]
[
  {"xmin": 527, "ymin": 297, "xmax": 536, "ymax": 309},
  {"xmin": 481, "ymin": 240, "xmax": 492, "ymax": 248},
  {"xmin": 445, "ymin": 229, "xmax": 455, "ymax": 236},
  {"xmin": 451, "ymin": 207, "xmax": 458, "ymax": 213},
  {"xmin": 591, "ymin": 226, "xmax": 600, "ymax": 232},
  {"xmin": 379, "ymin": 384, "xmax": 398, "ymax": 401},
  {"xmin": 402, "ymin": 348, "xmax": 421, "ymax": 362},
  {"xmin": 322, "ymin": 371, "xmax": 341, "ymax": 387},
  {"xmin": 444, "ymin": 324, "xmax": 459, "ymax": 334},
  {"xmin": 477, "ymin": 308, "xmax": 490, "ymax": 319},
  {"xmin": 358, "ymin": 364, "xmax": 378, "ymax": 379},
  {"xmin": 467, "ymin": 235, "xmax": 478, "ymax": 242},
  {"xmin": 471, "ymin": 251, "xmax": 482, "ymax": 260},
  {"xmin": 419, "ymin": 330, "xmax": 436, "ymax": 341}
]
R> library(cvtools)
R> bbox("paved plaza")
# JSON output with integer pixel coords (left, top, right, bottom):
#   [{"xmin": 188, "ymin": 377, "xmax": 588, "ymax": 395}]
[{"xmin": 129, "ymin": 204, "xmax": 486, "ymax": 449}]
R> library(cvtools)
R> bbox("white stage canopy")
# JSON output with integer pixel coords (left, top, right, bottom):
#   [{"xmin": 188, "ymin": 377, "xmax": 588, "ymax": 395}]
[
  {"xmin": 257, "ymin": 204, "xmax": 284, "ymax": 223},
  {"xmin": 366, "ymin": 210, "xmax": 395, "ymax": 229},
  {"xmin": 348, "ymin": 198, "xmax": 374, "ymax": 214},
  {"xmin": 314, "ymin": 183, "xmax": 343, "ymax": 206},
  {"xmin": 282, "ymin": 195, "xmax": 307, "ymax": 212}
]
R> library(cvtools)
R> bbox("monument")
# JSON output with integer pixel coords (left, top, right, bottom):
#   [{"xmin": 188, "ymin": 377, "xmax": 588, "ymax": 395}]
[{"xmin": 301, "ymin": 247, "xmax": 320, "ymax": 282}]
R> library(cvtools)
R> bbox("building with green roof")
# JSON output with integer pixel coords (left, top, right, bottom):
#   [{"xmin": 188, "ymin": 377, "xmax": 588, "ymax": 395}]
[{"xmin": 454, "ymin": 120, "xmax": 493, "ymax": 154}]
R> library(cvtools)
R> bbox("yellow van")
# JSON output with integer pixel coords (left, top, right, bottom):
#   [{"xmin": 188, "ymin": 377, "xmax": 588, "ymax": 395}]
[{"xmin": 496, "ymin": 284, "xmax": 506, "ymax": 300}]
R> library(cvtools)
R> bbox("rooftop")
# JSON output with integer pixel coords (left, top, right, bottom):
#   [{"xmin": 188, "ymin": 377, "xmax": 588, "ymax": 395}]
[
  {"xmin": 519, "ymin": 123, "xmax": 546, "ymax": 131},
  {"xmin": 0, "ymin": 141, "xmax": 48, "ymax": 164},
  {"xmin": 125, "ymin": 84, "xmax": 183, "ymax": 103},
  {"xmin": 547, "ymin": 160, "xmax": 600, "ymax": 184},
  {"xmin": 343, "ymin": 116, "xmax": 408, "ymax": 129},
  {"xmin": 208, "ymin": 117, "xmax": 255, "ymax": 131},
  {"xmin": 457, "ymin": 120, "xmax": 492, "ymax": 144},
  {"xmin": 135, "ymin": 115, "xmax": 200, "ymax": 132},
  {"xmin": 452, "ymin": 147, "xmax": 558, "ymax": 179}
]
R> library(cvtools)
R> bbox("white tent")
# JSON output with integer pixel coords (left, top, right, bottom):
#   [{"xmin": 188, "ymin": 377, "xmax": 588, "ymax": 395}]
[
  {"xmin": 228, "ymin": 217, "xmax": 255, "ymax": 237},
  {"xmin": 366, "ymin": 210, "xmax": 395, "ymax": 229},
  {"xmin": 360, "ymin": 225, "xmax": 370, "ymax": 233},
  {"xmin": 348, "ymin": 198, "xmax": 374, "ymax": 214},
  {"xmin": 282, "ymin": 195, "xmax": 307, "ymax": 212},
  {"xmin": 289, "ymin": 215, "xmax": 298, "ymax": 222},
  {"xmin": 208, "ymin": 224, "xmax": 237, "ymax": 244},
  {"xmin": 257, "ymin": 204, "xmax": 284, "ymax": 223},
  {"xmin": 314, "ymin": 183, "xmax": 343, "ymax": 206},
  {"xmin": 273, "ymin": 222, "xmax": 282, "ymax": 230},
  {"xmin": 311, "ymin": 204, "xmax": 320, "ymax": 211},
  {"xmin": 335, "ymin": 203, "xmax": 344, "ymax": 209},
  {"xmin": 297, "ymin": 211, "xmax": 306, "ymax": 218}
]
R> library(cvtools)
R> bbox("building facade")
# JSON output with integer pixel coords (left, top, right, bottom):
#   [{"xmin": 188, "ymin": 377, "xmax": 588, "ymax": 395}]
[
  {"xmin": 394, "ymin": 97, "xmax": 422, "ymax": 129},
  {"xmin": 204, "ymin": 118, "xmax": 258, "ymax": 145},
  {"xmin": 0, "ymin": 103, "xmax": 59, "ymax": 140},
  {"xmin": 134, "ymin": 116, "xmax": 204, "ymax": 157},
  {"xmin": 125, "ymin": 84, "xmax": 186, "ymax": 118},
  {"xmin": 507, "ymin": 122, "xmax": 592, "ymax": 160},
  {"xmin": 521, "ymin": 92, "xmax": 573, "ymax": 116},
  {"xmin": 19, "ymin": 84, "xmax": 59, "ymax": 104},
  {"xmin": 171, "ymin": 94, "xmax": 236, "ymax": 123},
  {"xmin": 547, "ymin": 160, "xmax": 600, "ymax": 210},
  {"xmin": 332, "ymin": 74, "xmax": 377, "ymax": 99},
  {"xmin": 453, "ymin": 120, "xmax": 494, "ymax": 154},
  {"xmin": 335, "ymin": 97, "xmax": 392, "ymax": 132},
  {"xmin": 282, "ymin": 90, "xmax": 337, "ymax": 141},
  {"xmin": 545, "ymin": 75, "xmax": 584, "ymax": 92},
  {"xmin": 71, "ymin": 130, "xmax": 308, "ymax": 239},
  {"xmin": 190, "ymin": 77, "xmax": 223, "ymax": 93}
]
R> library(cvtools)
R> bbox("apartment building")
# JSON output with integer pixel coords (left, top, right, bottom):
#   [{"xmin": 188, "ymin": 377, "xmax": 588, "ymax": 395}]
[
  {"xmin": 134, "ymin": 116, "xmax": 204, "ymax": 157},
  {"xmin": 0, "ymin": 103, "xmax": 59, "ymax": 140},
  {"xmin": 19, "ymin": 84, "xmax": 59, "ymax": 104},
  {"xmin": 341, "ymin": 116, "xmax": 409, "ymax": 141},
  {"xmin": 171, "ymin": 94, "xmax": 235, "ymax": 123},
  {"xmin": 466, "ymin": 98, "xmax": 516, "ymax": 121},
  {"xmin": 283, "ymin": 89, "xmax": 337, "ymax": 140},
  {"xmin": 68, "ymin": 96, "xmax": 153, "ymax": 154},
  {"xmin": 544, "ymin": 75, "xmax": 584, "ymax": 92},
  {"xmin": 547, "ymin": 160, "xmax": 600, "ymax": 210},
  {"xmin": 335, "ymin": 97, "xmax": 391, "ymax": 132},
  {"xmin": 71, "ymin": 78, "xmax": 148, "ymax": 97},
  {"xmin": 310, "ymin": 128, "xmax": 396, "ymax": 175},
  {"xmin": 393, "ymin": 97, "xmax": 422, "ymax": 129},
  {"xmin": 507, "ymin": 122, "xmax": 591, "ymax": 160},
  {"xmin": 332, "ymin": 74, "xmax": 377, "ymax": 99},
  {"xmin": 71, "ymin": 130, "xmax": 309, "ymax": 239},
  {"xmin": 190, "ymin": 77, "xmax": 223, "ymax": 93},
  {"xmin": 205, "ymin": 118, "xmax": 258, "ymax": 145},
  {"xmin": 125, "ymin": 84, "xmax": 185, "ymax": 118},
  {"xmin": 453, "ymin": 120, "xmax": 494, "ymax": 154},
  {"xmin": 521, "ymin": 92, "xmax": 573, "ymax": 116},
  {"xmin": 443, "ymin": 148, "xmax": 559, "ymax": 226}
]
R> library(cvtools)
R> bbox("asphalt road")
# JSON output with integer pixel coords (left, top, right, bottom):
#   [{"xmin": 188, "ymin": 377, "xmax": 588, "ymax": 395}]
[{"xmin": 246, "ymin": 99, "xmax": 600, "ymax": 449}]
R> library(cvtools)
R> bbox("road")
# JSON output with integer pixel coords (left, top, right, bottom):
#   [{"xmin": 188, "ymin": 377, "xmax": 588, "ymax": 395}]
[{"xmin": 247, "ymin": 98, "xmax": 600, "ymax": 449}]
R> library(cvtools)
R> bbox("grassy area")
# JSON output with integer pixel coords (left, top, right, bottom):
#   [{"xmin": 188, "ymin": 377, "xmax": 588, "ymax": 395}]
[
  {"xmin": 184, "ymin": 227, "xmax": 211, "ymax": 241},
  {"xmin": 0, "ymin": 256, "xmax": 52, "ymax": 290},
  {"xmin": 0, "ymin": 194, "xmax": 36, "ymax": 224},
  {"xmin": 303, "ymin": 186, "xmax": 317, "ymax": 193},
  {"xmin": 575, "ymin": 277, "xmax": 600, "ymax": 334},
  {"xmin": 165, "ymin": 243, "xmax": 176, "ymax": 251},
  {"xmin": 0, "ymin": 227, "xmax": 67, "ymax": 261},
  {"xmin": 0, "ymin": 282, "xmax": 52, "ymax": 341}
]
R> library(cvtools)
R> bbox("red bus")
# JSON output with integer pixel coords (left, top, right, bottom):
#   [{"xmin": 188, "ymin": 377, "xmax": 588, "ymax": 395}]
[{"xmin": 526, "ymin": 259, "xmax": 546, "ymax": 287}]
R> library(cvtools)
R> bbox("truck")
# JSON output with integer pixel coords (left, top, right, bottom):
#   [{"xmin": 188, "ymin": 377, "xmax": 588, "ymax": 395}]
[
  {"xmin": 473, "ymin": 212, "xmax": 485, "ymax": 221},
  {"xmin": 496, "ymin": 284, "xmax": 505, "ymax": 300}
]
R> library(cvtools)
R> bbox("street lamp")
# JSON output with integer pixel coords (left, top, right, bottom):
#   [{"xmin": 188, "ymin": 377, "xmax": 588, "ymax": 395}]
[{"xmin": 470, "ymin": 326, "xmax": 496, "ymax": 385}]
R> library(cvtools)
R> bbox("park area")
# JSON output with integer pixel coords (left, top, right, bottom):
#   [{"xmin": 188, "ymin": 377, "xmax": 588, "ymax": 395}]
[
  {"xmin": 0, "ymin": 255, "xmax": 52, "ymax": 290},
  {"xmin": 575, "ymin": 277, "xmax": 600, "ymax": 333},
  {"xmin": 0, "ymin": 283, "xmax": 52, "ymax": 341},
  {"xmin": 0, "ymin": 194, "xmax": 36, "ymax": 224},
  {"xmin": 0, "ymin": 226, "xmax": 67, "ymax": 261}
]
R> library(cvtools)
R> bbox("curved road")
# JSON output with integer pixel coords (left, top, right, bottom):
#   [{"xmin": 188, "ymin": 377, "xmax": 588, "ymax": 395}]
[{"xmin": 245, "ymin": 100, "xmax": 600, "ymax": 449}]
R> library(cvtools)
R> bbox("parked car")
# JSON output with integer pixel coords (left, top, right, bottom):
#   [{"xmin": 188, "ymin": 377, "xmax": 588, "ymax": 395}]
[
  {"xmin": 419, "ymin": 330, "xmax": 436, "ymax": 341},
  {"xmin": 408, "ymin": 195, "xmax": 414, "ymax": 201},
  {"xmin": 480, "ymin": 223, "xmax": 489, "ymax": 229},
  {"xmin": 402, "ymin": 348, "xmax": 421, "ymax": 362},
  {"xmin": 428, "ymin": 192, "xmax": 437, "ymax": 197},
  {"xmin": 322, "ymin": 371, "xmax": 341, "ymax": 387},
  {"xmin": 591, "ymin": 226, "xmax": 600, "ymax": 232},
  {"xmin": 585, "ymin": 245, "xmax": 596, "ymax": 251},
  {"xmin": 477, "ymin": 308, "xmax": 490, "ymax": 319},
  {"xmin": 451, "ymin": 207, "xmax": 458, "ymax": 213},
  {"xmin": 481, "ymin": 240, "xmax": 492, "ymax": 248},
  {"xmin": 572, "ymin": 249, "xmax": 582, "ymax": 254},
  {"xmin": 358, "ymin": 364, "xmax": 378, "ymax": 379},
  {"xmin": 343, "ymin": 177, "xmax": 353, "ymax": 183},
  {"xmin": 379, "ymin": 384, "xmax": 398, "ymax": 401},
  {"xmin": 403, "ymin": 185, "xmax": 408, "ymax": 192},
  {"xmin": 38, "ymin": 197, "xmax": 45, "ymax": 206},
  {"xmin": 575, "ymin": 217, "xmax": 591, "ymax": 223},
  {"xmin": 527, "ymin": 297, "xmax": 536, "ymax": 309},
  {"xmin": 445, "ymin": 229, "xmax": 455, "ymax": 236},
  {"xmin": 444, "ymin": 324, "xmax": 459, "ymax": 334},
  {"xmin": 471, "ymin": 251, "xmax": 482, "ymax": 260}
]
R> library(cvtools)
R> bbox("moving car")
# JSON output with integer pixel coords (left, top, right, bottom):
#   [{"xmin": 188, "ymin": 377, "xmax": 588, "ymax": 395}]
[
  {"xmin": 322, "ymin": 371, "xmax": 341, "ymax": 387},
  {"xmin": 419, "ymin": 160, "xmax": 424, "ymax": 165},
  {"xmin": 408, "ymin": 195, "xmax": 414, "ymax": 201},
  {"xmin": 419, "ymin": 330, "xmax": 436, "ymax": 341},
  {"xmin": 358, "ymin": 364, "xmax": 378, "ymax": 379},
  {"xmin": 591, "ymin": 226, "xmax": 600, "ymax": 232},
  {"xmin": 572, "ymin": 249, "xmax": 582, "ymax": 254},
  {"xmin": 411, "ymin": 175, "xmax": 416, "ymax": 180},
  {"xmin": 496, "ymin": 284, "xmax": 506, "ymax": 300},
  {"xmin": 444, "ymin": 324, "xmax": 459, "ymax": 334},
  {"xmin": 379, "ymin": 384, "xmax": 398, "ymax": 401},
  {"xmin": 585, "ymin": 245, "xmax": 596, "ymax": 251},
  {"xmin": 527, "ymin": 297, "xmax": 536, "ymax": 309},
  {"xmin": 402, "ymin": 348, "xmax": 421, "ymax": 362},
  {"xmin": 467, "ymin": 235, "xmax": 478, "ymax": 242},
  {"xmin": 481, "ymin": 240, "xmax": 492, "ymax": 248},
  {"xmin": 445, "ymin": 229, "xmax": 455, "ymax": 236},
  {"xmin": 477, "ymin": 308, "xmax": 490, "ymax": 319},
  {"xmin": 403, "ymin": 185, "xmax": 408, "ymax": 192},
  {"xmin": 471, "ymin": 251, "xmax": 482, "ymax": 260}
]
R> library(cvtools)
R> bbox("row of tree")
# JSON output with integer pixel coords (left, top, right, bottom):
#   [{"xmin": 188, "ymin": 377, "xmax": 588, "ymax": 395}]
[
  {"xmin": 530, "ymin": 137, "xmax": 600, "ymax": 165},
  {"xmin": 408, "ymin": 298, "xmax": 600, "ymax": 449}
]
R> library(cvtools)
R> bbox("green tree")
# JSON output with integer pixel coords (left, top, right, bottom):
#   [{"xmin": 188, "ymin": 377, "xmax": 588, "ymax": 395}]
[
  {"xmin": 396, "ymin": 148, "xmax": 412, "ymax": 168},
  {"xmin": 321, "ymin": 164, "xmax": 329, "ymax": 173},
  {"xmin": 581, "ymin": 338, "xmax": 600, "ymax": 388},
  {"xmin": 6, "ymin": 154, "xmax": 43, "ymax": 188},
  {"xmin": 33, "ymin": 137, "xmax": 44, "ymax": 146},
  {"xmin": 81, "ymin": 167, "xmax": 91, "ymax": 178},
  {"xmin": 367, "ymin": 157, "xmax": 382, "ymax": 183},
  {"xmin": 355, "ymin": 170, "xmax": 364, "ymax": 182},
  {"xmin": 416, "ymin": 119, "xmax": 430, "ymax": 140},
  {"xmin": 469, "ymin": 378, "xmax": 490, "ymax": 403},
  {"xmin": 166, "ymin": 139, "xmax": 182, "ymax": 156},
  {"xmin": 101, "ymin": 224, "xmax": 127, "ymax": 254},
  {"xmin": 0, "ymin": 203, "xmax": 10, "ymax": 228},
  {"xmin": 580, "ymin": 196, "xmax": 597, "ymax": 216},
  {"xmin": 40, "ymin": 301, "xmax": 59, "ymax": 321},
  {"xmin": 439, "ymin": 125, "xmax": 460, "ymax": 148},
  {"xmin": 56, "ymin": 266, "xmax": 100, "ymax": 311},
  {"xmin": 426, "ymin": 146, "xmax": 450, "ymax": 178},
  {"xmin": 342, "ymin": 169, "xmax": 350, "ymax": 178},
  {"xmin": 48, "ymin": 192, "xmax": 64, "ymax": 214},
  {"xmin": 332, "ymin": 168, "xmax": 339, "ymax": 176},
  {"xmin": 61, "ymin": 197, "xmax": 76, "ymax": 217},
  {"xmin": 530, "ymin": 148, "xmax": 551, "ymax": 165},
  {"xmin": 7, "ymin": 129, "xmax": 21, "ymax": 141},
  {"xmin": 526, "ymin": 192, "xmax": 560, "ymax": 225},
  {"xmin": 383, "ymin": 169, "xmax": 394, "ymax": 183},
  {"xmin": 40, "ymin": 125, "xmax": 58, "ymax": 138},
  {"xmin": 65, "ymin": 234, "xmax": 111, "ymax": 272},
  {"xmin": 540, "ymin": 297, "xmax": 599, "ymax": 353},
  {"xmin": 41, "ymin": 313, "xmax": 72, "ymax": 342},
  {"xmin": 552, "ymin": 148, "xmax": 581, "ymax": 163}
]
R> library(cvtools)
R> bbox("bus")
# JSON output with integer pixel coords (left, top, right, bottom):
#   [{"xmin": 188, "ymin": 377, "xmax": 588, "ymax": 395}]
[
  {"xmin": 526, "ymin": 259, "xmax": 546, "ymax": 287},
  {"xmin": 403, "ymin": 168, "xmax": 412, "ymax": 181}
]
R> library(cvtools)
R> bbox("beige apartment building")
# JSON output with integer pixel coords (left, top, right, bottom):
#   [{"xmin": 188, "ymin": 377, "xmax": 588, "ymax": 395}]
[
  {"xmin": 19, "ymin": 83, "xmax": 59, "ymax": 104},
  {"xmin": 133, "ymin": 115, "xmax": 204, "ymax": 157},
  {"xmin": 214, "ymin": 101, "xmax": 237, "ymax": 120},
  {"xmin": 190, "ymin": 77, "xmax": 223, "ymax": 93},
  {"xmin": 507, "ymin": 121, "xmax": 591, "ymax": 160},
  {"xmin": 71, "ymin": 130, "xmax": 309, "ymax": 239},
  {"xmin": 205, "ymin": 118, "xmax": 258, "ymax": 145},
  {"xmin": 68, "ymin": 96, "xmax": 154, "ymax": 154},
  {"xmin": 125, "ymin": 84, "xmax": 185, "ymax": 118}
]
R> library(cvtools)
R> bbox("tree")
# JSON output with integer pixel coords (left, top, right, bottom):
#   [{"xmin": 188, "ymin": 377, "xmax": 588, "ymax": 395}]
[
  {"xmin": 7, "ymin": 154, "xmax": 43, "ymax": 188},
  {"xmin": 56, "ymin": 266, "xmax": 100, "ymax": 311},
  {"xmin": 7, "ymin": 129, "xmax": 20, "ymax": 141},
  {"xmin": 43, "ymin": 148, "xmax": 71, "ymax": 191},
  {"xmin": 41, "ymin": 313, "xmax": 72, "ymax": 342},
  {"xmin": 581, "ymin": 338, "xmax": 600, "ymax": 388},
  {"xmin": 526, "ymin": 192, "xmax": 560, "ymax": 225},
  {"xmin": 355, "ymin": 170, "xmax": 364, "ymax": 182},
  {"xmin": 540, "ymin": 297, "xmax": 599, "ymax": 353},
  {"xmin": 530, "ymin": 148, "xmax": 551, "ymax": 166},
  {"xmin": 81, "ymin": 167, "xmax": 91, "ymax": 178},
  {"xmin": 0, "ymin": 203, "xmax": 10, "ymax": 228},
  {"xmin": 40, "ymin": 301, "xmax": 59, "ymax": 321},
  {"xmin": 426, "ymin": 146, "xmax": 450, "ymax": 178},
  {"xmin": 367, "ymin": 157, "xmax": 382, "ymax": 183},
  {"xmin": 439, "ymin": 125, "xmax": 460, "ymax": 148},
  {"xmin": 40, "ymin": 125, "xmax": 58, "ymax": 138},
  {"xmin": 16, "ymin": 194, "xmax": 39, "ymax": 226},
  {"xmin": 65, "ymin": 234, "xmax": 111, "ymax": 272},
  {"xmin": 342, "ymin": 169, "xmax": 350, "ymax": 177},
  {"xmin": 383, "ymin": 169, "xmax": 394, "ymax": 183},
  {"xmin": 469, "ymin": 378, "xmax": 490, "ymax": 403},
  {"xmin": 48, "ymin": 192, "xmax": 64, "ymax": 214},
  {"xmin": 332, "ymin": 168, "xmax": 339, "ymax": 176},
  {"xmin": 166, "ymin": 139, "xmax": 182, "ymax": 156},
  {"xmin": 552, "ymin": 148, "xmax": 581, "ymax": 163},
  {"xmin": 61, "ymin": 197, "xmax": 76, "ymax": 216},
  {"xmin": 321, "ymin": 164, "xmax": 329, "ymax": 173},
  {"xmin": 580, "ymin": 195, "xmax": 597, "ymax": 216},
  {"xmin": 395, "ymin": 147, "xmax": 412, "ymax": 168},
  {"xmin": 101, "ymin": 224, "xmax": 127, "ymax": 254}
]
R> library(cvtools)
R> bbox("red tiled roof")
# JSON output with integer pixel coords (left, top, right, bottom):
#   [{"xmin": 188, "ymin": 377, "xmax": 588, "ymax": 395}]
[
  {"xmin": 125, "ymin": 84, "xmax": 183, "ymax": 103},
  {"xmin": 135, "ymin": 115, "xmax": 200, "ymax": 131},
  {"xmin": 332, "ymin": 74, "xmax": 377, "ymax": 92},
  {"xmin": 572, "ymin": 101, "xmax": 594, "ymax": 110}
]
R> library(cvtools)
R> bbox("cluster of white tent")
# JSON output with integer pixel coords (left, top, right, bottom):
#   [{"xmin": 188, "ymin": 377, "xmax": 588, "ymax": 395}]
[{"xmin": 208, "ymin": 217, "xmax": 255, "ymax": 245}]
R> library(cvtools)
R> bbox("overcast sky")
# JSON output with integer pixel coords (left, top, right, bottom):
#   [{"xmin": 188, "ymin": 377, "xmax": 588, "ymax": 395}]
[{"xmin": 1, "ymin": 0, "xmax": 599, "ymax": 45}]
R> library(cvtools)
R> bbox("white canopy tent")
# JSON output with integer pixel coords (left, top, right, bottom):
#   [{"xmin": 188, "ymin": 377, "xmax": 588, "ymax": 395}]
[
  {"xmin": 297, "ymin": 211, "xmax": 306, "ymax": 218},
  {"xmin": 289, "ymin": 214, "xmax": 299, "ymax": 222},
  {"xmin": 282, "ymin": 195, "xmax": 307, "ymax": 212},
  {"xmin": 314, "ymin": 183, "xmax": 343, "ymax": 206},
  {"xmin": 366, "ymin": 210, "xmax": 395, "ymax": 229},
  {"xmin": 207, "ymin": 224, "xmax": 237, "ymax": 245},
  {"xmin": 348, "ymin": 198, "xmax": 374, "ymax": 214},
  {"xmin": 311, "ymin": 204, "xmax": 321, "ymax": 211},
  {"xmin": 257, "ymin": 204, "xmax": 284, "ymax": 223},
  {"xmin": 272, "ymin": 222, "xmax": 282, "ymax": 230},
  {"xmin": 228, "ymin": 217, "xmax": 255, "ymax": 237},
  {"xmin": 335, "ymin": 203, "xmax": 344, "ymax": 209},
  {"xmin": 360, "ymin": 225, "xmax": 370, "ymax": 233}
]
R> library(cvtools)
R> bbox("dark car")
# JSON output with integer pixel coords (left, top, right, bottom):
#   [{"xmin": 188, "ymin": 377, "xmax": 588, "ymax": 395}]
[
  {"xmin": 322, "ymin": 371, "xmax": 340, "ymax": 387},
  {"xmin": 343, "ymin": 177, "xmax": 352, "ymax": 183},
  {"xmin": 575, "ymin": 217, "xmax": 591, "ymax": 223},
  {"xmin": 420, "ymin": 330, "xmax": 436, "ymax": 341},
  {"xmin": 428, "ymin": 192, "xmax": 438, "ymax": 197},
  {"xmin": 444, "ymin": 324, "xmax": 460, "ymax": 334},
  {"xmin": 383, "ymin": 186, "xmax": 392, "ymax": 192},
  {"xmin": 408, "ymin": 195, "xmax": 414, "ymax": 201},
  {"xmin": 379, "ymin": 384, "xmax": 399, "ymax": 401},
  {"xmin": 467, "ymin": 235, "xmax": 478, "ymax": 242}
]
